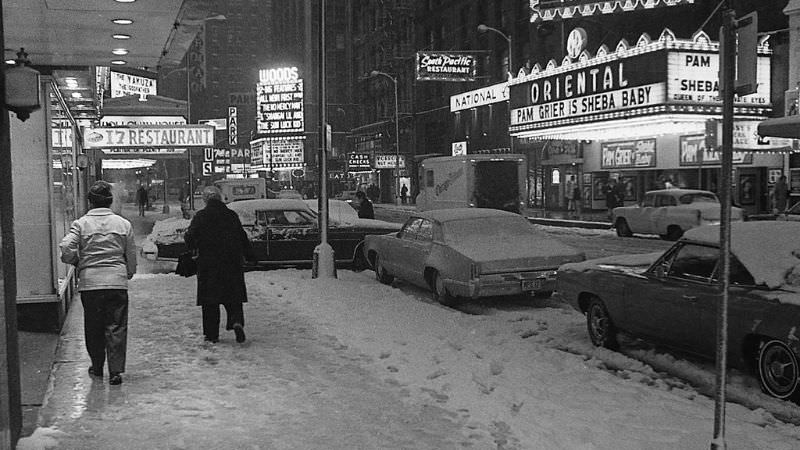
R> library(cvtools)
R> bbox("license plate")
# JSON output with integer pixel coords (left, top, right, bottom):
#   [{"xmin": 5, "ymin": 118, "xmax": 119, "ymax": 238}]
[{"xmin": 522, "ymin": 279, "xmax": 542, "ymax": 291}]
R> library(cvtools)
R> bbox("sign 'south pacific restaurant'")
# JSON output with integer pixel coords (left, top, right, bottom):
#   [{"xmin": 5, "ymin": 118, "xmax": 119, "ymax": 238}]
[{"xmin": 510, "ymin": 28, "xmax": 785, "ymax": 216}]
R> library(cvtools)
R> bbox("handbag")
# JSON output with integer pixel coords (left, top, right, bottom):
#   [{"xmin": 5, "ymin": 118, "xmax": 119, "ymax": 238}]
[{"xmin": 176, "ymin": 250, "xmax": 198, "ymax": 277}]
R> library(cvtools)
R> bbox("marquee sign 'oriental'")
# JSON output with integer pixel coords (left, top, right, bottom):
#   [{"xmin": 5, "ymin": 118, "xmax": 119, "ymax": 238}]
[
  {"xmin": 83, "ymin": 125, "xmax": 215, "ymax": 148},
  {"xmin": 509, "ymin": 29, "xmax": 772, "ymax": 135}
]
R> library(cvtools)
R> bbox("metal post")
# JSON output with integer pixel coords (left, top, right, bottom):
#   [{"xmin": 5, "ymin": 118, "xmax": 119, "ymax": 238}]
[
  {"xmin": 711, "ymin": 6, "xmax": 735, "ymax": 450},
  {"xmin": 312, "ymin": 0, "xmax": 336, "ymax": 279},
  {"xmin": 393, "ymin": 76, "xmax": 401, "ymax": 206},
  {"xmin": 0, "ymin": 3, "xmax": 23, "ymax": 445},
  {"xmin": 186, "ymin": 62, "xmax": 194, "ymax": 210}
]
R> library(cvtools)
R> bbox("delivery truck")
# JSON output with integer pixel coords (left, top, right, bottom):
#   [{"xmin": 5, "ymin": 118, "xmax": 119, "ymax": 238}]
[
  {"xmin": 214, "ymin": 178, "xmax": 267, "ymax": 203},
  {"xmin": 415, "ymin": 154, "xmax": 527, "ymax": 213}
]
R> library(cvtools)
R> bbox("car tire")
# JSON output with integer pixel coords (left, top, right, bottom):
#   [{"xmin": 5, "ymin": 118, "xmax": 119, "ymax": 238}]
[
  {"xmin": 586, "ymin": 297, "xmax": 619, "ymax": 350},
  {"xmin": 757, "ymin": 339, "xmax": 800, "ymax": 400},
  {"xmin": 432, "ymin": 271, "xmax": 456, "ymax": 307},
  {"xmin": 615, "ymin": 218, "xmax": 633, "ymax": 237},
  {"xmin": 663, "ymin": 225, "xmax": 683, "ymax": 241},
  {"xmin": 374, "ymin": 254, "xmax": 394, "ymax": 285}
]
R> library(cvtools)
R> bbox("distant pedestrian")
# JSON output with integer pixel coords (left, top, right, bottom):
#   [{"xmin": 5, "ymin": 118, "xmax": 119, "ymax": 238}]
[
  {"xmin": 184, "ymin": 186, "xmax": 252, "ymax": 344},
  {"xmin": 59, "ymin": 181, "xmax": 137, "ymax": 386},
  {"xmin": 136, "ymin": 185, "xmax": 148, "ymax": 216},
  {"xmin": 572, "ymin": 183, "xmax": 582, "ymax": 219},
  {"xmin": 565, "ymin": 175, "xmax": 577, "ymax": 216},
  {"xmin": 400, "ymin": 184, "xmax": 408, "ymax": 205},
  {"xmin": 772, "ymin": 175, "xmax": 791, "ymax": 213},
  {"xmin": 604, "ymin": 179, "xmax": 623, "ymax": 220},
  {"xmin": 355, "ymin": 190, "xmax": 375, "ymax": 219}
]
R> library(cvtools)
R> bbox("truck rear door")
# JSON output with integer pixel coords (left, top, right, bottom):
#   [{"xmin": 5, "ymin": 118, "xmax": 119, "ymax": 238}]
[{"xmin": 473, "ymin": 161, "xmax": 520, "ymax": 213}]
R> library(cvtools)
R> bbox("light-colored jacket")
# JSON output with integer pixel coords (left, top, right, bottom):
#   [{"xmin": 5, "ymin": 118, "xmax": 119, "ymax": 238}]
[{"xmin": 59, "ymin": 208, "xmax": 137, "ymax": 291}]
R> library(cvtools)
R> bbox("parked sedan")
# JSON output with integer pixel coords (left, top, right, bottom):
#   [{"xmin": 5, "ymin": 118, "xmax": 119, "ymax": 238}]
[
  {"xmin": 613, "ymin": 189, "xmax": 743, "ymax": 240},
  {"xmin": 150, "ymin": 199, "xmax": 400, "ymax": 268},
  {"xmin": 558, "ymin": 221, "xmax": 800, "ymax": 400},
  {"xmin": 362, "ymin": 208, "xmax": 584, "ymax": 305}
]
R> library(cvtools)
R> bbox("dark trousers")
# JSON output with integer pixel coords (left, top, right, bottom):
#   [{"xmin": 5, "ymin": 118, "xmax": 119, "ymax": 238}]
[
  {"xmin": 81, "ymin": 290, "xmax": 129, "ymax": 374},
  {"xmin": 201, "ymin": 303, "xmax": 244, "ymax": 340}
]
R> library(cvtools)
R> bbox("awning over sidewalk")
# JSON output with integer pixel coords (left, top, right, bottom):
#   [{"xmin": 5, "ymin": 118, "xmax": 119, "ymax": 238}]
[{"xmin": 758, "ymin": 116, "xmax": 800, "ymax": 139}]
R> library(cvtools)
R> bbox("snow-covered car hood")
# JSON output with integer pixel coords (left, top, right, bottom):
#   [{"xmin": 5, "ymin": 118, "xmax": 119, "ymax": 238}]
[
  {"xmin": 559, "ymin": 252, "xmax": 663, "ymax": 275},
  {"xmin": 449, "ymin": 237, "xmax": 584, "ymax": 272}
]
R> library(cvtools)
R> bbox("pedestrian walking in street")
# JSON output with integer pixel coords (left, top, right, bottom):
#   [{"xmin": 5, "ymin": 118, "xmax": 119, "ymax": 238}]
[
  {"xmin": 772, "ymin": 175, "xmax": 791, "ymax": 213},
  {"xmin": 59, "ymin": 181, "xmax": 137, "ymax": 386},
  {"xmin": 400, "ymin": 183, "xmax": 408, "ymax": 205},
  {"xmin": 355, "ymin": 190, "xmax": 375, "ymax": 219},
  {"xmin": 184, "ymin": 186, "xmax": 252, "ymax": 344},
  {"xmin": 136, "ymin": 184, "xmax": 148, "ymax": 217}
]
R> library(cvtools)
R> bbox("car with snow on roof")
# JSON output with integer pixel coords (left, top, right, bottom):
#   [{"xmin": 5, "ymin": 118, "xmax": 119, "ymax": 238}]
[
  {"xmin": 557, "ymin": 221, "xmax": 800, "ymax": 401},
  {"xmin": 613, "ymin": 189, "xmax": 744, "ymax": 240},
  {"xmin": 148, "ymin": 199, "xmax": 400, "ymax": 268},
  {"xmin": 362, "ymin": 208, "xmax": 584, "ymax": 305}
]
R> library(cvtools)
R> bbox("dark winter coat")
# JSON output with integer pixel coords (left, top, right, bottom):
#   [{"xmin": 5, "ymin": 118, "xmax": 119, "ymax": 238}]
[
  {"xmin": 604, "ymin": 184, "xmax": 623, "ymax": 209},
  {"xmin": 358, "ymin": 198, "xmax": 375, "ymax": 219},
  {"xmin": 184, "ymin": 199, "xmax": 252, "ymax": 306}
]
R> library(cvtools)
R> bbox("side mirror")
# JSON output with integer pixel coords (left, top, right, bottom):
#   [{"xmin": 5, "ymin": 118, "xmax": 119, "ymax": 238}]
[
  {"xmin": 653, "ymin": 265, "xmax": 667, "ymax": 278},
  {"xmin": 395, "ymin": 231, "xmax": 403, "ymax": 238}
]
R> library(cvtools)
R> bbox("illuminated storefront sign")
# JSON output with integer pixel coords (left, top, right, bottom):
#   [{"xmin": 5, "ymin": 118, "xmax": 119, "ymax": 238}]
[
  {"xmin": 416, "ymin": 52, "xmax": 477, "ymax": 82},
  {"xmin": 509, "ymin": 31, "xmax": 772, "ymax": 136},
  {"xmin": 100, "ymin": 115, "xmax": 186, "ymax": 126},
  {"xmin": 450, "ymin": 82, "xmax": 508, "ymax": 112},
  {"xmin": 600, "ymin": 139, "xmax": 656, "ymax": 169},
  {"xmin": 347, "ymin": 153, "xmax": 372, "ymax": 171},
  {"xmin": 678, "ymin": 135, "xmax": 752, "ymax": 165},
  {"xmin": 83, "ymin": 125, "xmax": 215, "ymax": 148},
  {"xmin": 110, "ymin": 71, "xmax": 157, "ymax": 98},
  {"xmin": 667, "ymin": 52, "xmax": 770, "ymax": 106},
  {"xmin": 529, "ymin": 0, "xmax": 696, "ymax": 23},
  {"xmin": 374, "ymin": 154, "xmax": 406, "ymax": 169},
  {"xmin": 250, "ymin": 137, "xmax": 305, "ymax": 169},
  {"xmin": 511, "ymin": 51, "xmax": 666, "ymax": 128},
  {"xmin": 256, "ymin": 66, "xmax": 305, "ymax": 135}
]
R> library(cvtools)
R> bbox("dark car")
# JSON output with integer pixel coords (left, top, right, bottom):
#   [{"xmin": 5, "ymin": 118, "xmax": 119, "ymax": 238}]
[
  {"xmin": 557, "ymin": 221, "xmax": 800, "ymax": 401},
  {"xmin": 153, "ymin": 199, "xmax": 400, "ymax": 268}
]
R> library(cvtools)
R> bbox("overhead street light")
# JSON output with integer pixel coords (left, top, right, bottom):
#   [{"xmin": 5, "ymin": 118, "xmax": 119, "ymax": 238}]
[
  {"xmin": 478, "ymin": 24, "xmax": 512, "ymax": 79},
  {"xmin": 369, "ymin": 70, "xmax": 401, "ymax": 206}
]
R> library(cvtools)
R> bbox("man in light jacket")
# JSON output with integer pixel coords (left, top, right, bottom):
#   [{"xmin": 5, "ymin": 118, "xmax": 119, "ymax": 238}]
[{"xmin": 59, "ymin": 180, "xmax": 137, "ymax": 385}]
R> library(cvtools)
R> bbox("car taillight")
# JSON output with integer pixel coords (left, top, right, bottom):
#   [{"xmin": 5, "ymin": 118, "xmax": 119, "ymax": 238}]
[{"xmin": 470, "ymin": 263, "xmax": 480, "ymax": 280}]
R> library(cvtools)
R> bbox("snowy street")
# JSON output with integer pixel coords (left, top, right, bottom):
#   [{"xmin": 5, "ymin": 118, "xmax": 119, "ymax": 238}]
[{"xmin": 21, "ymin": 263, "xmax": 800, "ymax": 449}]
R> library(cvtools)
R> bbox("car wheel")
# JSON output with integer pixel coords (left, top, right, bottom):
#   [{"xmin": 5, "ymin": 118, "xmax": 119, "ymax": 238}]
[
  {"xmin": 586, "ymin": 297, "xmax": 619, "ymax": 350},
  {"xmin": 757, "ymin": 340, "xmax": 800, "ymax": 400},
  {"xmin": 374, "ymin": 254, "xmax": 394, "ymax": 285},
  {"xmin": 432, "ymin": 271, "xmax": 456, "ymax": 307},
  {"xmin": 615, "ymin": 218, "xmax": 633, "ymax": 237},
  {"xmin": 663, "ymin": 225, "xmax": 683, "ymax": 241}
]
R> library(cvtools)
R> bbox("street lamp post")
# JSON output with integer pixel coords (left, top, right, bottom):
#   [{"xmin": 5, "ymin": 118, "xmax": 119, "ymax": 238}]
[
  {"xmin": 369, "ymin": 70, "xmax": 401, "ymax": 206},
  {"xmin": 478, "ymin": 24, "xmax": 515, "ymax": 154},
  {"xmin": 478, "ymin": 24, "xmax": 512, "ymax": 79}
]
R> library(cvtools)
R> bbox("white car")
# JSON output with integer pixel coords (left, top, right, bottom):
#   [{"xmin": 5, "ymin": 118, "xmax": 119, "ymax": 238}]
[{"xmin": 613, "ymin": 189, "xmax": 744, "ymax": 241}]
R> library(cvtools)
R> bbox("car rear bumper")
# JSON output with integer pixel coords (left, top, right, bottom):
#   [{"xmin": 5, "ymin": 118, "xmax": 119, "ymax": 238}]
[{"xmin": 446, "ymin": 270, "xmax": 558, "ymax": 298}]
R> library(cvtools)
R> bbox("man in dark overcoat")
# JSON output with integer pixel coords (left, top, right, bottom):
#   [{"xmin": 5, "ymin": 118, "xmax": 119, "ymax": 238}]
[{"xmin": 184, "ymin": 186, "xmax": 252, "ymax": 343}]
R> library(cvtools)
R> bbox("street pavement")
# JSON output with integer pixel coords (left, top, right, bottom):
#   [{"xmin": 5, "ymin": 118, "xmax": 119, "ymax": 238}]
[{"xmin": 17, "ymin": 199, "xmax": 610, "ymax": 445}]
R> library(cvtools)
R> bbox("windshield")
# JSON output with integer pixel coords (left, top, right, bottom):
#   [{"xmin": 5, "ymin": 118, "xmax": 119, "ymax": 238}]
[
  {"xmin": 256, "ymin": 209, "xmax": 317, "ymax": 226},
  {"xmin": 678, "ymin": 193, "xmax": 718, "ymax": 204},
  {"xmin": 442, "ymin": 216, "xmax": 535, "ymax": 244}
]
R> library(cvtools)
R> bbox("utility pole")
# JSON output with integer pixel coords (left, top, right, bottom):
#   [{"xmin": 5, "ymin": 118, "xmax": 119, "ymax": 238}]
[
  {"xmin": 312, "ymin": 0, "xmax": 336, "ymax": 278},
  {"xmin": 711, "ymin": 4, "xmax": 736, "ymax": 449}
]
